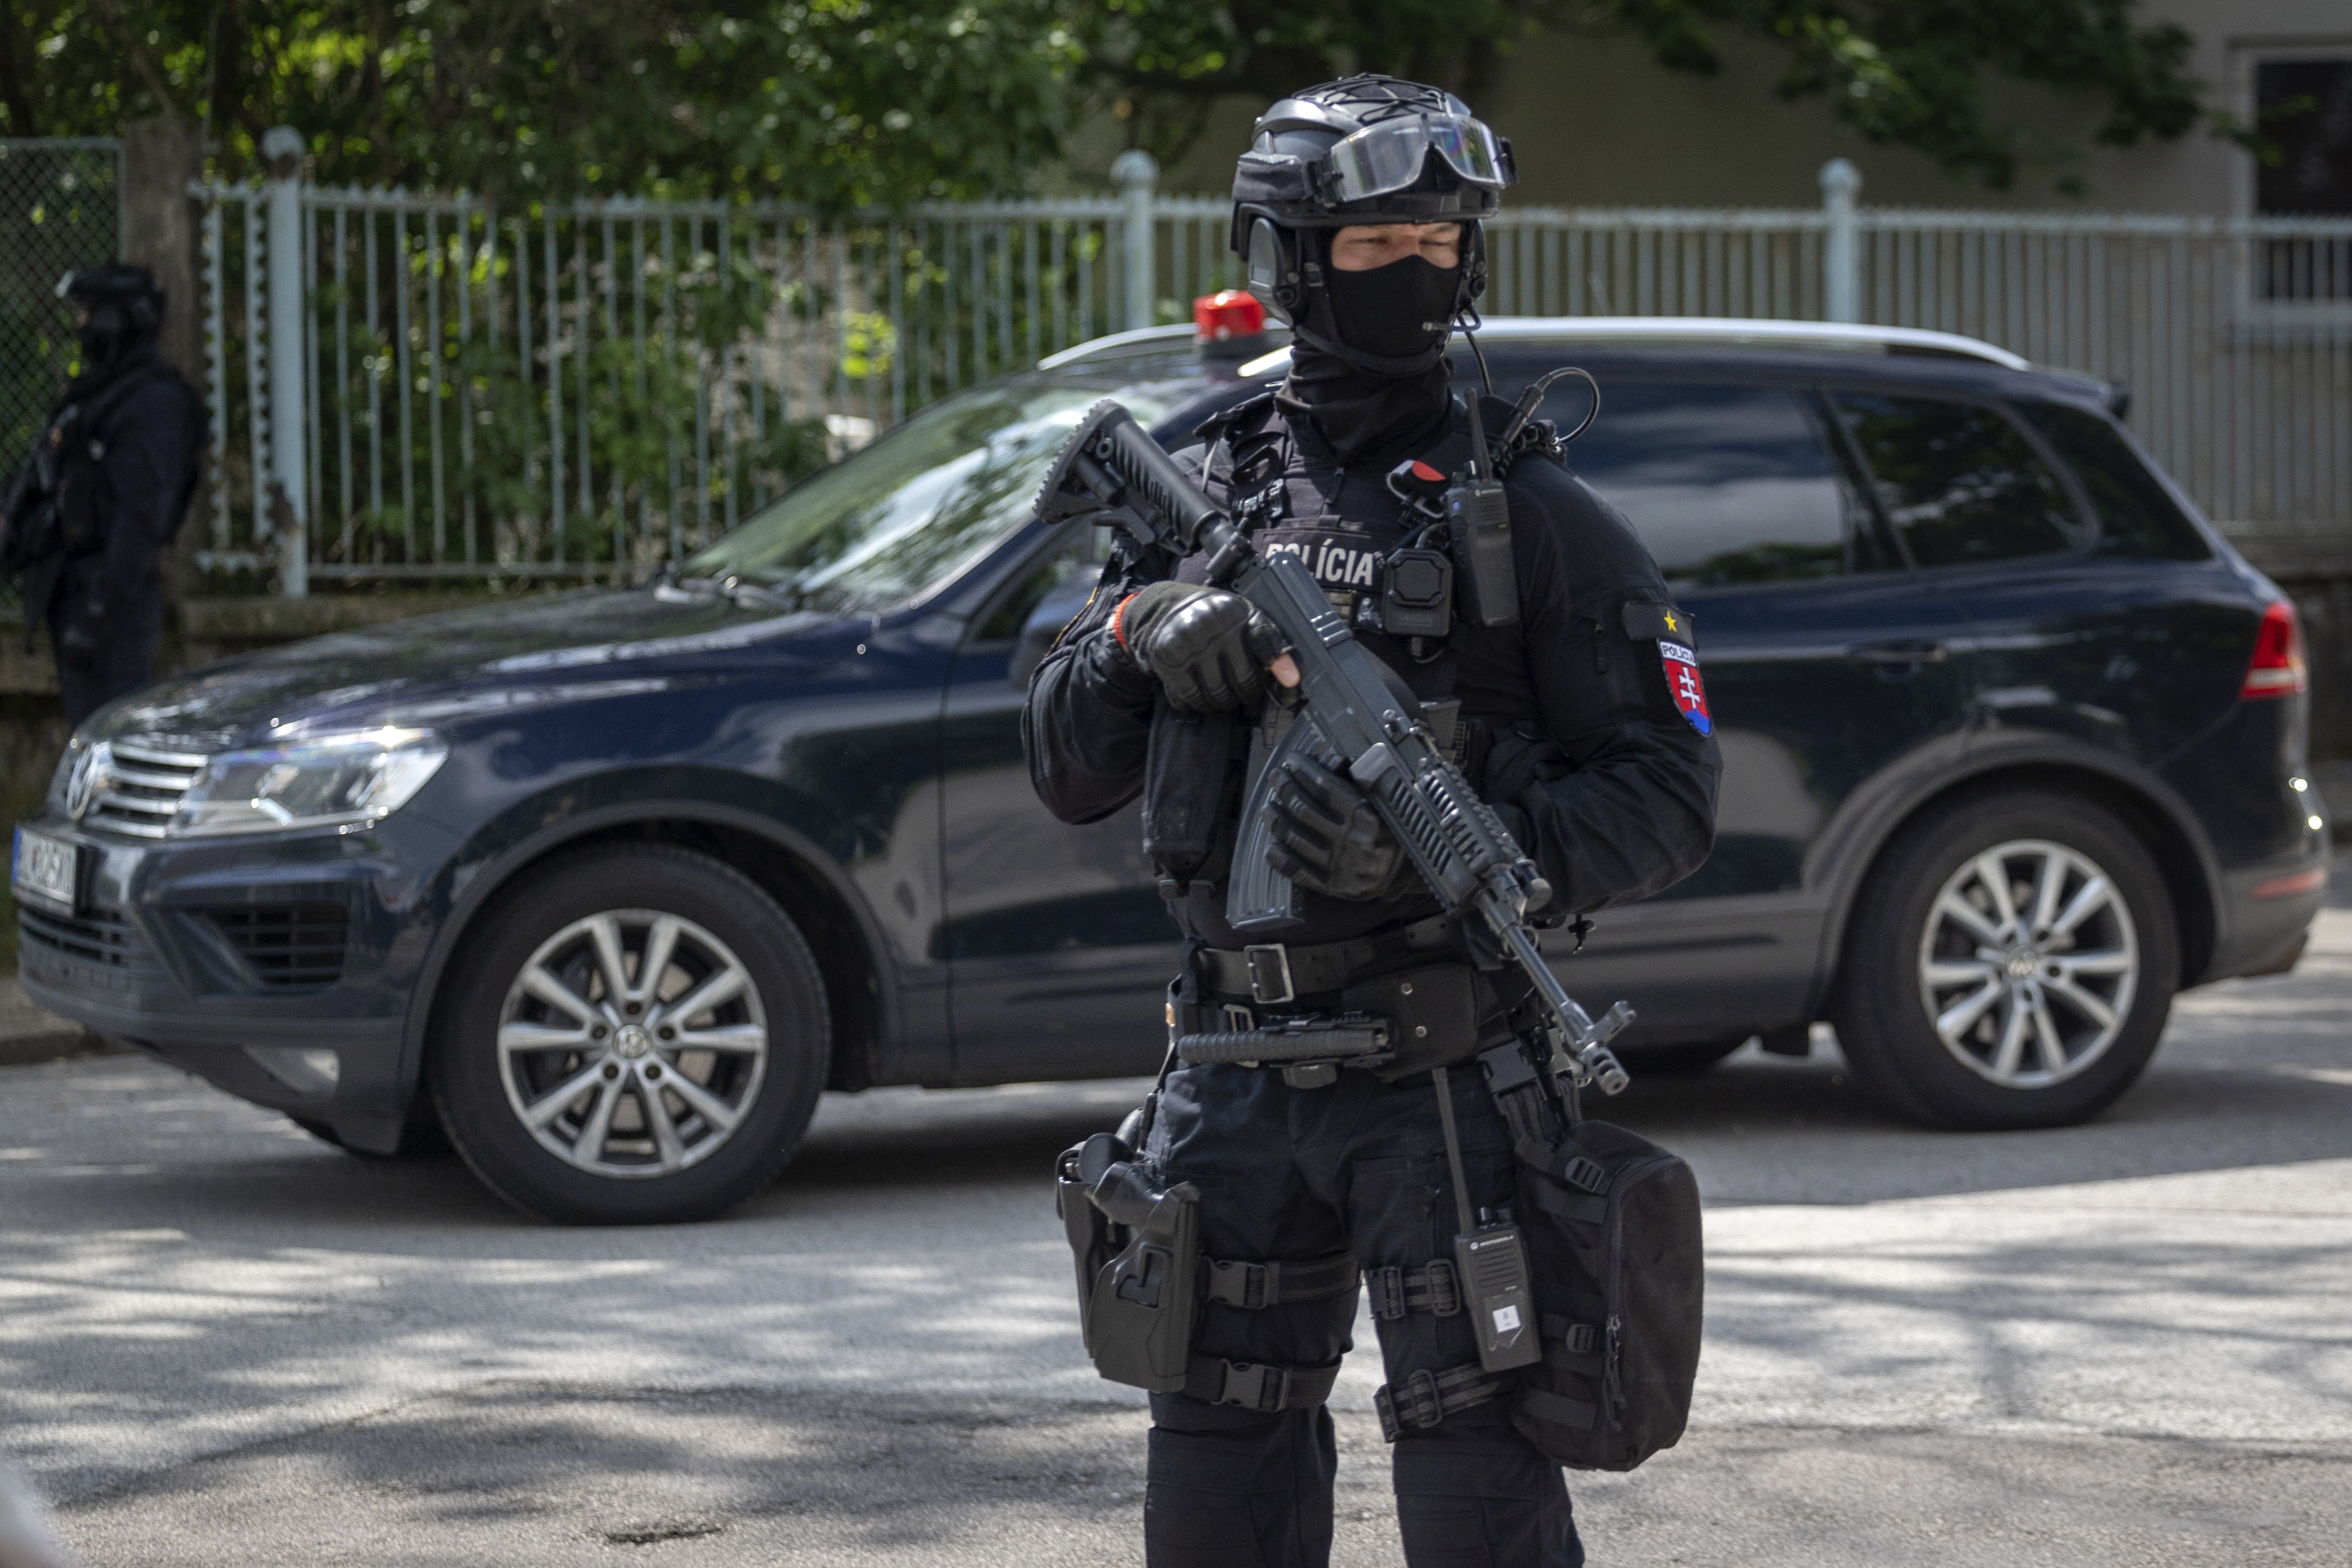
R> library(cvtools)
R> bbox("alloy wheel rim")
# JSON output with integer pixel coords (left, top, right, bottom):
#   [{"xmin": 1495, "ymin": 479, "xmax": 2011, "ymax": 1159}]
[
  {"xmin": 1916, "ymin": 839, "xmax": 2138, "ymax": 1089},
  {"xmin": 496, "ymin": 909, "xmax": 769, "ymax": 1179}
]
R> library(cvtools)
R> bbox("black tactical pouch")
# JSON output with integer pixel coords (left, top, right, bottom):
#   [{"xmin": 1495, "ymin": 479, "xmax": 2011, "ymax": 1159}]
[
  {"xmin": 1142, "ymin": 698, "xmax": 1246, "ymax": 896},
  {"xmin": 1506, "ymin": 1115, "xmax": 1704, "ymax": 1470},
  {"xmin": 1055, "ymin": 1130, "xmax": 1200, "ymax": 1392}
]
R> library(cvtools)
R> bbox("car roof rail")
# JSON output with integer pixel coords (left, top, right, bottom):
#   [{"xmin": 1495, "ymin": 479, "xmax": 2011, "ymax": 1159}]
[{"xmin": 1039, "ymin": 316, "xmax": 2032, "ymax": 376}]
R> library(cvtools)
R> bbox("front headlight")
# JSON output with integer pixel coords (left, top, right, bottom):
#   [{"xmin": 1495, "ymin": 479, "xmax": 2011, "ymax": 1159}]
[
  {"xmin": 48, "ymin": 736, "xmax": 88, "ymax": 814},
  {"xmin": 173, "ymin": 728, "xmax": 449, "ymax": 837}
]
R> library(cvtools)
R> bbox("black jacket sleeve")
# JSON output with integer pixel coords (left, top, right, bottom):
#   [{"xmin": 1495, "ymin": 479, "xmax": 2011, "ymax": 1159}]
[
  {"xmin": 1020, "ymin": 558, "xmax": 1162, "ymax": 825},
  {"xmin": 94, "ymin": 376, "xmax": 202, "ymax": 610},
  {"xmin": 1459, "ymin": 461, "xmax": 1722, "ymax": 916}
]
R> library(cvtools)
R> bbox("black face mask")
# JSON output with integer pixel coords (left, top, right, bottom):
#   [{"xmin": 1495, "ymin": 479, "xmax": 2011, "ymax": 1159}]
[
  {"xmin": 1323, "ymin": 254, "xmax": 1460, "ymax": 363},
  {"xmin": 1278, "ymin": 252, "xmax": 1461, "ymax": 463}
]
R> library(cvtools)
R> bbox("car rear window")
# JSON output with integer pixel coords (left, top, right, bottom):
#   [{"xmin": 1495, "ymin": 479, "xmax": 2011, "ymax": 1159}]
[
  {"xmin": 1558, "ymin": 383, "xmax": 1861, "ymax": 590},
  {"xmin": 1832, "ymin": 391, "xmax": 2083, "ymax": 569},
  {"xmin": 2010, "ymin": 400, "xmax": 2211, "ymax": 562}
]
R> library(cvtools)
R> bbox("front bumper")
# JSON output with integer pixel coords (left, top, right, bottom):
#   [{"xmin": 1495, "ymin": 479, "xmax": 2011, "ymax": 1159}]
[{"xmin": 15, "ymin": 810, "xmax": 460, "ymax": 1152}]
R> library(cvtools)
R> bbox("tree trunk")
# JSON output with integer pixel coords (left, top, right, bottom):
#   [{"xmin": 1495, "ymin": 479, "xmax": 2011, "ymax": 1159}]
[{"xmin": 121, "ymin": 113, "xmax": 207, "ymax": 665}]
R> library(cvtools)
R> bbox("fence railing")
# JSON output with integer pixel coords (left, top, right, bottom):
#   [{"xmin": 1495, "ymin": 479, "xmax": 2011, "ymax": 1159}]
[
  {"xmin": 1, "ymin": 139, "xmax": 122, "ymax": 499},
  {"xmin": 196, "ymin": 144, "xmax": 2352, "ymax": 591}
]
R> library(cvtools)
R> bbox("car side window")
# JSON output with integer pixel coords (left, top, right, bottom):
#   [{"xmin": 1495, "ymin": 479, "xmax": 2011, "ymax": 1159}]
[
  {"xmin": 975, "ymin": 527, "xmax": 1112, "ymax": 645},
  {"xmin": 1560, "ymin": 382, "xmax": 1869, "ymax": 591},
  {"xmin": 973, "ymin": 527, "xmax": 1115, "ymax": 685},
  {"xmin": 1832, "ymin": 391, "xmax": 2083, "ymax": 569},
  {"xmin": 2009, "ymin": 400, "xmax": 2212, "ymax": 563}
]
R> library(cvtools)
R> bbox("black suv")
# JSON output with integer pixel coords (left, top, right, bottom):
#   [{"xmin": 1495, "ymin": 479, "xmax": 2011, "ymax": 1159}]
[{"xmin": 12, "ymin": 319, "xmax": 2328, "ymax": 1223}]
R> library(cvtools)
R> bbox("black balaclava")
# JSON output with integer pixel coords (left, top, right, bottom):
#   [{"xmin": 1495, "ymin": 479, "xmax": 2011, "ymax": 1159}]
[
  {"xmin": 61, "ymin": 266, "xmax": 164, "ymax": 399},
  {"xmin": 1277, "ymin": 242, "xmax": 1459, "ymax": 465}
]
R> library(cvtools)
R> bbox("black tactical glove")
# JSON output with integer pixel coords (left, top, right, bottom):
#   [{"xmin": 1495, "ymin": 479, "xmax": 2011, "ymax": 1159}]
[
  {"xmin": 55, "ymin": 598, "xmax": 105, "ymax": 667},
  {"xmin": 1117, "ymin": 581, "xmax": 1287, "ymax": 712},
  {"xmin": 1263, "ymin": 752, "xmax": 1418, "ymax": 903}
]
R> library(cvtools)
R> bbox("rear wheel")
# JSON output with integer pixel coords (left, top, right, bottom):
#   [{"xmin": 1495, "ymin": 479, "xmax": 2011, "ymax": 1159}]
[
  {"xmin": 429, "ymin": 845, "xmax": 830, "ymax": 1223},
  {"xmin": 1830, "ymin": 790, "xmax": 2177, "ymax": 1130}
]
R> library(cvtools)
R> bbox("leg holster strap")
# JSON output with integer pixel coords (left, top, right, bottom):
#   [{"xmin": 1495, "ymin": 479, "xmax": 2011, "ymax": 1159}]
[
  {"xmin": 1374, "ymin": 1362, "xmax": 1506, "ymax": 1441},
  {"xmin": 1200, "ymin": 1249, "xmax": 1362, "ymax": 1309},
  {"xmin": 1366, "ymin": 1260, "xmax": 1462, "ymax": 1320},
  {"xmin": 1185, "ymin": 1355, "xmax": 1343, "ymax": 1412}
]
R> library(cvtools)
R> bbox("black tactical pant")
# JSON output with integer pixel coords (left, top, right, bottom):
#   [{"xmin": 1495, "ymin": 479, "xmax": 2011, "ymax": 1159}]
[
  {"xmin": 46, "ymin": 564, "xmax": 162, "ymax": 727},
  {"xmin": 1141, "ymin": 1059, "xmax": 1583, "ymax": 1568}
]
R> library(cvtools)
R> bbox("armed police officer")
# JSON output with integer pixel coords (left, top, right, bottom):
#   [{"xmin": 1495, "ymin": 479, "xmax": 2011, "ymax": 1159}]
[
  {"xmin": 1025, "ymin": 76, "xmax": 1719, "ymax": 1567},
  {"xmin": 2, "ymin": 266, "xmax": 204, "ymax": 725}
]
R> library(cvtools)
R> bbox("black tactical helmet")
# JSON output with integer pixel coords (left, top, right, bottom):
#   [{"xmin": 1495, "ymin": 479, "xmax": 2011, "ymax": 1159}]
[
  {"xmin": 57, "ymin": 264, "xmax": 166, "ymax": 368},
  {"xmin": 1230, "ymin": 75, "xmax": 1515, "ymax": 373}
]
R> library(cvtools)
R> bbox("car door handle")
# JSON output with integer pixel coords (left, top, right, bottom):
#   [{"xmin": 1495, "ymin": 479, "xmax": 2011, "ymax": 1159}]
[{"xmin": 1846, "ymin": 639, "xmax": 1951, "ymax": 665}]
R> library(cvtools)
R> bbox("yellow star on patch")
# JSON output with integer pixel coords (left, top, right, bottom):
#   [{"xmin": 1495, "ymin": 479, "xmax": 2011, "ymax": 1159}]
[{"xmin": 1663, "ymin": 611, "xmax": 1679, "ymax": 633}]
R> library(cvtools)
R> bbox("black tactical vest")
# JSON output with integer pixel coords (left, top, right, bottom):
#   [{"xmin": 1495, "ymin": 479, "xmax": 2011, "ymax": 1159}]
[{"xmin": 1138, "ymin": 391, "xmax": 1560, "ymax": 928}]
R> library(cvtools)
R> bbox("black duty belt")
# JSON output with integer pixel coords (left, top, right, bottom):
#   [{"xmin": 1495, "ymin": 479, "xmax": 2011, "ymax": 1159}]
[{"xmin": 1195, "ymin": 915, "xmax": 1460, "ymax": 1006}]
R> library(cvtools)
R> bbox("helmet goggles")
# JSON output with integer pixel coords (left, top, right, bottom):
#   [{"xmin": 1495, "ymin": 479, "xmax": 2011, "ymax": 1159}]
[{"xmin": 1322, "ymin": 113, "xmax": 1512, "ymax": 204}]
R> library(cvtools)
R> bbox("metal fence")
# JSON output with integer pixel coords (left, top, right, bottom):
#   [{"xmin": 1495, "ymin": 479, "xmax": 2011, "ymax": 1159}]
[
  {"xmin": 196, "ymin": 169, "xmax": 1224, "ymax": 583},
  {"xmin": 196, "ymin": 149, "xmax": 2352, "ymax": 590},
  {"xmin": 0, "ymin": 139, "xmax": 122, "ymax": 499}
]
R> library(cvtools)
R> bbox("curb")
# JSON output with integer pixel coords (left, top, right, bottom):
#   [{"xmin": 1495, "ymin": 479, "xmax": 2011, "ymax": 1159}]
[
  {"xmin": 0, "ymin": 1025, "xmax": 118, "ymax": 1068},
  {"xmin": 0, "ymin": 974, "xmax": 120, "ymax": 1067}
]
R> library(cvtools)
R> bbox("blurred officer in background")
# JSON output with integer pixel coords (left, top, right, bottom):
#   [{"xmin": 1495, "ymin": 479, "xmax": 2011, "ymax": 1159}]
[{"xmin": 2, "ymin": 265, "xmax": 204, "ymax": 726}]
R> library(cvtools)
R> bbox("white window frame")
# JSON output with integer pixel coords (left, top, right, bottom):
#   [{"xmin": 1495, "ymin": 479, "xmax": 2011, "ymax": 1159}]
[{"xmin": 2229, "ymin": 38, "xmax": 2352, "ymax": 329}]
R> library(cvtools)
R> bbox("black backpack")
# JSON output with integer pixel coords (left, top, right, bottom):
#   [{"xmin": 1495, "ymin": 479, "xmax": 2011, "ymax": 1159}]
[{"xmin": 1507, "ymin": 1115, "xmax": 1704, "ymax": 1470}]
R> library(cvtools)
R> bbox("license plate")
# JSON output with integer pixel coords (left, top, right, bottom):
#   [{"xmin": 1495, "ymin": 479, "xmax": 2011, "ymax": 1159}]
[{"xmin": 10, "ymin": 826, "xmax": 77, "ymax": 915}]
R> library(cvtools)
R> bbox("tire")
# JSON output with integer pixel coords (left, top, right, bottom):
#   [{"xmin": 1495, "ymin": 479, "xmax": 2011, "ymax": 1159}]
[
  {"xmin": 428, "ymin": 845, "xmax": 830, "ymax": 1223},
  {"xmin": 1829, "ymin": 788, "xmax": 2178, "ymax": 1131}
]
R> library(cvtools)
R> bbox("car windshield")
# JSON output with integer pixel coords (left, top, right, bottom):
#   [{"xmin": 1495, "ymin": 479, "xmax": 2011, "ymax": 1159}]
[{"xmin": 679, "ymin": 359, "xmax": 1198, "ymax": 613}]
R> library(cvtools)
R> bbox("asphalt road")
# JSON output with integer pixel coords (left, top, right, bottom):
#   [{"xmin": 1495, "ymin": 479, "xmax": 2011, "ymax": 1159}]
[{"xmin": 3, "ymin": 890, "xmax": 2349, "ymax": 1565}]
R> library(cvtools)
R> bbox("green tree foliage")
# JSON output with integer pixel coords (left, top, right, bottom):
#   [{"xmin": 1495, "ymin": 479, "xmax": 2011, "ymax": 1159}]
[
  {"xmin": 0, "ymin": 0, "xmax": 1081, "ymax": 207},
  {"xmin": 1, "ymin": 0, "xmax": 2222, "ymax": 200},
  {"xmin": 1083, "ymin": 0, "xmax": 2215, "ymax": 193}
]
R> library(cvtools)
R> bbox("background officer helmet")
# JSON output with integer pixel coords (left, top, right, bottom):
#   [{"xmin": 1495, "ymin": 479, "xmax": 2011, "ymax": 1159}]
[
  {"xmin": 56, "ymin": 264, "xmax": 166, "ymax": 371},
  {"xmin": 1230, "ymin": 74, "xmax": 1517, "ymax": 376}
]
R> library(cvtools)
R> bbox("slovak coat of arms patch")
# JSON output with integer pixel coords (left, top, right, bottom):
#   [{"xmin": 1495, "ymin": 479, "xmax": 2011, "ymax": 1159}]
[
  {"xmin": 1621, "ymin": 601, "xmax": 1713, "ymax": 736},
  {"xmin": 1658, "ymin": 638, "xmax": 1711, "ymax": 735}
]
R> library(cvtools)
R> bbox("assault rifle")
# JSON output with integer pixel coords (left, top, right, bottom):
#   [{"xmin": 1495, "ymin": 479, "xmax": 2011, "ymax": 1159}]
[{"xmin": 1034, "ymin": 401, "xmax": 1633, "ymax": 1095}]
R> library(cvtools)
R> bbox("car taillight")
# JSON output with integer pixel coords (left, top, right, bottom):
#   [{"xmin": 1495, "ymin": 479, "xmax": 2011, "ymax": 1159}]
[{"xmin": 2242, "ymin": 600, "xmax": 2307, "ymax": 699}]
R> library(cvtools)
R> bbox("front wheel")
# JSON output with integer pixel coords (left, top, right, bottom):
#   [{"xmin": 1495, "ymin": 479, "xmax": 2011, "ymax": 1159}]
[
  {"xmin": 1830, "ymin": 790, "xmax": 2178, "ymax": 1130},
  {"xmin": 429, "ymin": 845, "xmax": 830, "ymax": 1223}
]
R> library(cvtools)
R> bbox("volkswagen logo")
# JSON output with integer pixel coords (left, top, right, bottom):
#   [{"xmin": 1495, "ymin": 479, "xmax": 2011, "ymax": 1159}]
[{"xmin": 63, "ymin": 742, "xmax": 112, "ymax": 821}]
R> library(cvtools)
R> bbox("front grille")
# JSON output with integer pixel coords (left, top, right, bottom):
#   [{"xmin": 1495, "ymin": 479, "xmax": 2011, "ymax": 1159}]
[
  {"xmin": 19, "ymin": 904, "xmax": 162, "ymax": 977},
  {"xmin": 87, "ymin": 740, "xmax": 207, "ymax": 839},
  {"xmin": 208, "ymin": 904, "xmax": 350, "ymax": 987}
]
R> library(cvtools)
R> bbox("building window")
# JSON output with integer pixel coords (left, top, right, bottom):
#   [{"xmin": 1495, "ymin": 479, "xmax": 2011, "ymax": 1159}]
[{"xmin": 2252, "ymin": 55, "xmax": 2352, "ymax": 301}]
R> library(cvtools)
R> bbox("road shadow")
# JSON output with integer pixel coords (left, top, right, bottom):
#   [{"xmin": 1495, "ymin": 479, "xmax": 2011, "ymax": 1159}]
[{"xmin": 53, "ymin": 1384, "xmax": 2352, "ymax": 1568}]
